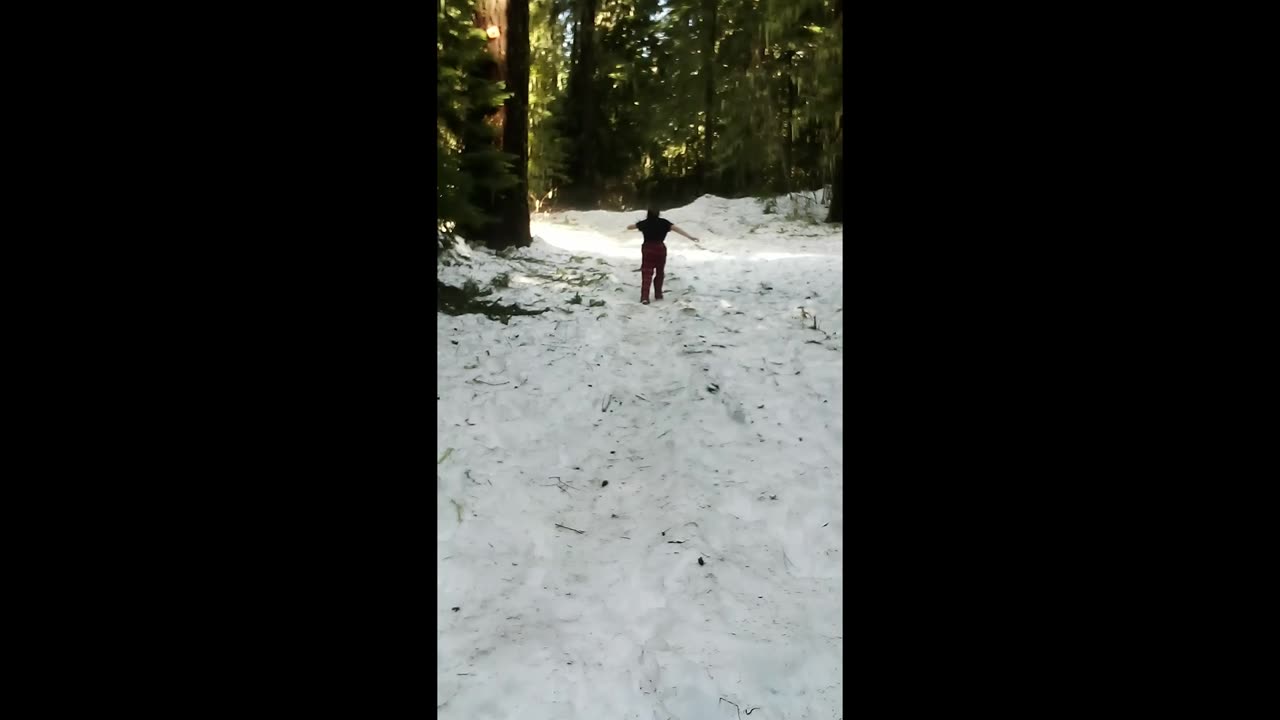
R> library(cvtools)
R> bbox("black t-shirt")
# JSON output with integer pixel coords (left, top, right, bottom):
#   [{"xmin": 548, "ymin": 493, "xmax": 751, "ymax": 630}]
[{"xmin": 636, "ymin": 217, "xmax": 673, "ymax": 244}]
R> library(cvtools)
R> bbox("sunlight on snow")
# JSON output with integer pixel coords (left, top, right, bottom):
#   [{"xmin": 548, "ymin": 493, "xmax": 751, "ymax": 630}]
[
  {"xmin": 530, "ymin": 221, "xmax": 636, "ymax": 259},
  {"xmin": 749, "ymin": 251, "xmax": 828, "ymax": 261},
  {"xmin": 531, "ymin": 221, "xmax": 836, "ymax": 264}
]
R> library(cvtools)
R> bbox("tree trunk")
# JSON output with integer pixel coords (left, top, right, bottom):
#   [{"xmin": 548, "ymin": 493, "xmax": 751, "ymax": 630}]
[
  {"xmin": 474, "ymin": 0, "xmax": 510, "ymax": 143},
  {"xmin": 500, "ymin": 0, "xmax": 531, "ymax": 246},
  {"xmin": 701, "ymin": 0, "xmax": 716, "ymax": 194},
  {"xmin": 568, "ymin": 0, "xmax": 580, "ymax": 70},
  {"xmin": 578, "ymin": 0, "xmax": 598, "ymax": 202},
  {"xmin": 784, "ymin": 52, "xmax": 796, "ymax": 195},
  {"xmin": 825, "ymin": 152, "xmax": 842, "ymax": 222},
  {"xmin": 471, "ymin": 0, "xmax": 532, "ymax": 248},
  {"xmin": 826, "ymin": 117, "xmax": 843, "ymax": 223},
  {"xmin": 825, "ymin": 6, "xmax": 843, "ymax": 223},
  {"xmin": 564, "ymin": 0, "xmax": 597, "ymax": 207}
]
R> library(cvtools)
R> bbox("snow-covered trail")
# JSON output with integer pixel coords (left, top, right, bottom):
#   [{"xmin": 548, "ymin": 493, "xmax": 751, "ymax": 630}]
[{"xmin": 438, "ymin": 194, "xmax": 843, "ymax": 719}]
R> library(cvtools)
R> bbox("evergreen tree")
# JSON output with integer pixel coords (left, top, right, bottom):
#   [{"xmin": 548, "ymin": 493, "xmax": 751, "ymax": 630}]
[
  {"xmin": 528, "ymin": 0, "xmax": 571, "ymax": 210},
  {"xmin": 438, "ymin": 0, "xmax": 519, "ymax": 240},
  {"xmin": 463, "ymin": 0, "xmax": 533, "ymax": 248},
  {"xmin": 442, "ymin": 0, "xmax": 844, "ymax": 236}
]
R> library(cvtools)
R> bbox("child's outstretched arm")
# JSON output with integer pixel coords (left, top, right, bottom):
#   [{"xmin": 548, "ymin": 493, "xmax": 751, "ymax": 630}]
[
  {"xmin": 671, "ymin": 225, "xmax": 701, "ymax": 243},
  {"xmin": 625, "ymin": 223, "xmax": 638, "ymax": 230}
]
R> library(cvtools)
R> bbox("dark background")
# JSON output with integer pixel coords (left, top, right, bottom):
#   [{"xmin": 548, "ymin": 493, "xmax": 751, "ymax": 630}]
[{"xmin": 77, "ymin": 3, "xmax": 1187, "ymax": 715}]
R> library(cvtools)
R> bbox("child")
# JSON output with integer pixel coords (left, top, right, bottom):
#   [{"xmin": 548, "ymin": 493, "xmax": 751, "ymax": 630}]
[{"xmin": 625, "ymin": 208, "xmax": 701, "ymax": 304}]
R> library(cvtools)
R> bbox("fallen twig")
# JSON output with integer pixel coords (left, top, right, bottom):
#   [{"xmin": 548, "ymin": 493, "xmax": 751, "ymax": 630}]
[
  {"xmin": 542, "ymin": 477, "xmax": 574, "ymax": 493},
  {"xmin": 470, "ymin": 377, "xmax": 510, "ymax": 386},
  {"xmin": 555, "ymin": 523, "xmax": 585, "ymax": 534},
  {"xmin": 634, "ymin": 394, "xmax": 650, "ymax": 402}
]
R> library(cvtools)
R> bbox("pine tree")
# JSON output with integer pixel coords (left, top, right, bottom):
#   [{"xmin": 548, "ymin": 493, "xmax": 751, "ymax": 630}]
[
  {"xmin": 438, "ymin": 0, "xmax": 518, "ymax": 240},
  {"xmin": 528, "ymin": 0, "xmax": 571, "ymax": 210},
  {"xmin": 463, "ymin": 0, "xmax": 533, "ymax": 248},
  {"xmin": 561, "ymin": 0, "xmax": 600, "ymax": 208},
  {"xmin": 466, "ymin": 0, "xmax": 844, "ymax": 217}
]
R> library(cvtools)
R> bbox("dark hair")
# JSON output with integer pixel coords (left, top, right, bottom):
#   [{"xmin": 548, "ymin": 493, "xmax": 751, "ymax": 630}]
[{"xmin": 646, "ymin": 208, "xmax": 659, "ymax": 220}]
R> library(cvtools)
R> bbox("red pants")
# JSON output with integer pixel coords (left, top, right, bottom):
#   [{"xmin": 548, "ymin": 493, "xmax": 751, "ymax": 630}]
[{"xmin": 641, "ymin": 243, "xmax": 666, "ymax": 302}]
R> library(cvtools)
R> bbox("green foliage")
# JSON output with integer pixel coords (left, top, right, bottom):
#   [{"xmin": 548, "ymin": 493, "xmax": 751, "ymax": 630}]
[
  {"xmin": 438, "ymin": 0, "xmax": 519, "ymax": 235},
  {"xmin": 529, "ymin": 0, "xmax": 571, "ymax": 209},
  {"xmin": 592, "ymin": 0, "xmax": 671, "ymax": 202},
  {"xmin": 442, "ymin": 0, "xmax": 843, "ymax": 222},
  {"xmin": 712, "ymin": 0, "xmax": 841, "ymax": 197},
  {"xmin": 438, "ymin": 280, "xmax": 549, "ymax": 324},
  {"xmin": 526, "ymin": 0, "xmax": 841, "ymax": 209}
]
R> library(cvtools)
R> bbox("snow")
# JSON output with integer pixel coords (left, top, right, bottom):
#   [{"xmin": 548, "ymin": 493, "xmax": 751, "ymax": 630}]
[{"xmin": 438, "ymin": 193, "xmax": 842, "ymax": 719}]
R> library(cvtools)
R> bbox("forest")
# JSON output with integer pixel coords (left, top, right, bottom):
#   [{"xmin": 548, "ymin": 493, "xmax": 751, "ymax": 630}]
[{"xmin": 438, "ymin": 0, "xmax": 843, "ymax": 250}]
